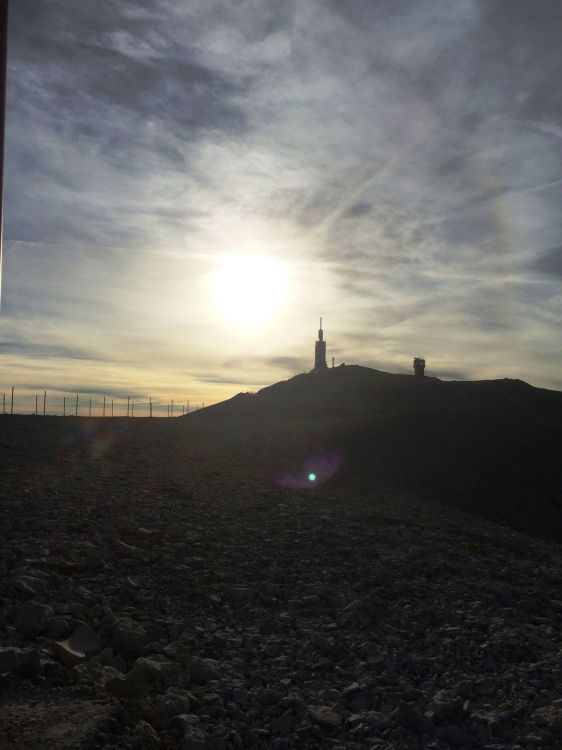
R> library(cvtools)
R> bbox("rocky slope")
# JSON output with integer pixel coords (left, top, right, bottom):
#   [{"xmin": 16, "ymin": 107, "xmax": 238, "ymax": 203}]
[{"xmin": 0, "ymin": 414, "xmax": 561, "ymax": 749}]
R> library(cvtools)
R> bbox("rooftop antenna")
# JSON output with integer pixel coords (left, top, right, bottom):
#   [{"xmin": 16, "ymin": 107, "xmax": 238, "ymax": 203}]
[{"xmin": 0, "ymin": 1, "xmax": 9, "ymax": 311}]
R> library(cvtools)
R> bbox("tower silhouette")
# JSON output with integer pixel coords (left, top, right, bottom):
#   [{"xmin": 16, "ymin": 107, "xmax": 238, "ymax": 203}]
[{"xmin": 314, "ymin": 318, "xmax": 328, "ymax": 371}]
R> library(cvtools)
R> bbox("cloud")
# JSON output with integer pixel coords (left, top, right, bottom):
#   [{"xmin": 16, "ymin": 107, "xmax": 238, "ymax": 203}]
[
  {"xmin": 533, "ymin": 246, "xmax": 562, "ymax": 278},
  {"xmin": 264, "ymin": 356, "xmax": 310, "ymax": 373},
  {"xmin": 0, "ymin": 340, "xmax": 107, "ymax": 362},
  {"xmin": 2, "ymin": 0, "xmax": 562, "ymax": 401}
]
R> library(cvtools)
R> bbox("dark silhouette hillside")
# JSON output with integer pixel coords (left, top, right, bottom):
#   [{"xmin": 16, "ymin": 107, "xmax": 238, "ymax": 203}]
[
  {"xmin": 190, "ymin": 366, "xmax": 562, "ymax": 541},
  {"xmin": 195, "ymin": 365, "xmax": 562, "ymax": 420}
]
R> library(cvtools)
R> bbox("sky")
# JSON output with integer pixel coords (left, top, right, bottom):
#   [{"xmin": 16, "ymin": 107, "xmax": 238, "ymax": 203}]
[{"xmin": 1, "ymin": 0, "xmax": 561, "ymax": 414}]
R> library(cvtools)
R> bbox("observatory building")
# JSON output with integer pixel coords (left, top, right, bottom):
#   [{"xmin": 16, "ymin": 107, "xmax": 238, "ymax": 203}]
[
  {"xmin": 413, "ymin": 357, "xmax": 426, "ymax": 377},
  {"xmin": 313, "ymin": 318, "xmax": 328, "ymax": 372}
]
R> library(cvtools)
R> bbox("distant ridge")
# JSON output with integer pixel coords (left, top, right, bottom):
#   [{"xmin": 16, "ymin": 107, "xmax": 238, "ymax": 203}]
[
  {"xmin": 191, "ymin": 364, "xmax": 562, "ymax": 422},
  {"xmin": 187, "ymin": 366, "xmax": 562, "ymax": 542}
]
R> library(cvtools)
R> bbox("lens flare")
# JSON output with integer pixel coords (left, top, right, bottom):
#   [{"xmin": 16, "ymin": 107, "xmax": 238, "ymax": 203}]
[{"xmin": 278, "ymin": 453, "xmax": 343, "ymax": 490}]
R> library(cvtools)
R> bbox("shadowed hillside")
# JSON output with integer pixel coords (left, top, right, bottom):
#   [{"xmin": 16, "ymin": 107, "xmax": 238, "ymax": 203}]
[
  {"xmin": 191, "ymin": 366, "xmax": 562, "ymax": 542},
  {"xmin": 196, "ymin": 365, "xmax": 562, "ymax": 421}
]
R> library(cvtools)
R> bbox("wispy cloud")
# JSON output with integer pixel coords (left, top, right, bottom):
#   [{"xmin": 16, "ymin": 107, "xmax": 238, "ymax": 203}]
[{"xmin": 2, "ymin": 0, "xmax": 561, "ymax": 407}]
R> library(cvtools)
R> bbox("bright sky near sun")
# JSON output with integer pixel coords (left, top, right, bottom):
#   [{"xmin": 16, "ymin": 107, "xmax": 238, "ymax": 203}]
[
  {"xmin": 210, "ymin": 256, "xmax": 288, "ymax": 327},
  {"xmin": 1, "ymin": 1, "xmax": 562, "ymax": 414}
]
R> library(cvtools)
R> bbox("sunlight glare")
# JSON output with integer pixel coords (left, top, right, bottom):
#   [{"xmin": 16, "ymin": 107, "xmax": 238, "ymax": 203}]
[{"xmin": 211, "ymin": 256, "xmax": 288, "ymax": 326}]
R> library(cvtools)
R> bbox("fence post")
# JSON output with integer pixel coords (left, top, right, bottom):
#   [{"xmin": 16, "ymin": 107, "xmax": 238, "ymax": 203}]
[
  {"xmin": 149, "ymin": 397, "xmax": 152, "ymax": 418},
  {"xmin": 43, "ymin": 390, "xmax": 46, "ymax": 416},
  {"xmin": 2, "ymin": 392, "xmax": 5, "ymax": 413},
  {"xmin": 10, "ymin": 385, "xmax": 13, "ymax": 414},
  {"xmin": 89, "ymin": 397, "xmax": 92, "ymax": 417},
  {"xmin": 171, "ymin": 399, "xmax": 174, "ymax": 417},
  {"xmin": 63, "ymin": 396, "xmax": 66, "ymax": 417},
  {"xmin": 75, "ymin": 394, "xmax": 78, "ymax": 417},
  {"xmin": 127, "ymin": 396, "xmax": 130, "ymax": 417},
  {"xmin": 103, "ymin": 396, "xmax": 105, "ymax": 417},
  {"xmin": 187, "ymin": 400, "xmax": 189, "ymax": 414},
  {"xmin": 132, "ymin": 401, "xmax": 134, "ymax": 417}
]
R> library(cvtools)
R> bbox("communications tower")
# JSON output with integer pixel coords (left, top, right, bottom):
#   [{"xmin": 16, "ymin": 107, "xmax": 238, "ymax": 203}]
[{"xmin": 314, "ymin": 318, "xmax": 328, "ymax": 371}]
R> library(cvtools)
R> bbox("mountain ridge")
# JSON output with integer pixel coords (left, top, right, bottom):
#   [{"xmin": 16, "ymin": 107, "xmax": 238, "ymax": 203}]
[
  {"xmin": 187, "ymin": 365, "xmax": 562, "ymax": 542},
  {"xmin": 190, "ymin": 364, "xmax": 562, "ymax": 422}
]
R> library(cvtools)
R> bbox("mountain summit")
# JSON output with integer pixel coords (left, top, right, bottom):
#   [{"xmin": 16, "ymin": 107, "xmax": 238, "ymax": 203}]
[
  {"xmin": 192, "ymin": 366, "xmax": 562, "ymax": 542},
  {"xmin": 196, "ymin": 364, "xmax": 562, "ymax": 421}
]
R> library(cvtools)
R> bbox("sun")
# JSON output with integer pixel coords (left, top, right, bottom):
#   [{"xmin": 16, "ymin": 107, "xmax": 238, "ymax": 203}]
[{"xmin": 211, "ymin": 255, "xmax": 288, "ymax": 326}]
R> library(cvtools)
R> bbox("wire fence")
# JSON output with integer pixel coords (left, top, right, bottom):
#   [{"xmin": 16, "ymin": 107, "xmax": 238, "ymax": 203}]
[{"xmin": 0, "ymin": 387, "xmax": 206, "ymax": 417}]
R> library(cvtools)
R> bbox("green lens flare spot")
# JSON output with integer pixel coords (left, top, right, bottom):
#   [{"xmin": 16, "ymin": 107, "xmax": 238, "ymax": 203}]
[{"xmin": 308, "ymin": 473, "xmax": 316, "ymax": 482}]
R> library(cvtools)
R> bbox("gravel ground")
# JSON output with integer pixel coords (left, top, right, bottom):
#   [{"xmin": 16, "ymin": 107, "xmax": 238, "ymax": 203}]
[{"xmin": 1, "ymin": 415, "xmax": 561, "ymax": 749}]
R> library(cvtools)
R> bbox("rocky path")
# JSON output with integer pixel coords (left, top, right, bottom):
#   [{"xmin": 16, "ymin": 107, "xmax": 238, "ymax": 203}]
[{"xmin": 1, "ymin": 416, "xmax": 561, "ymax": 749}]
